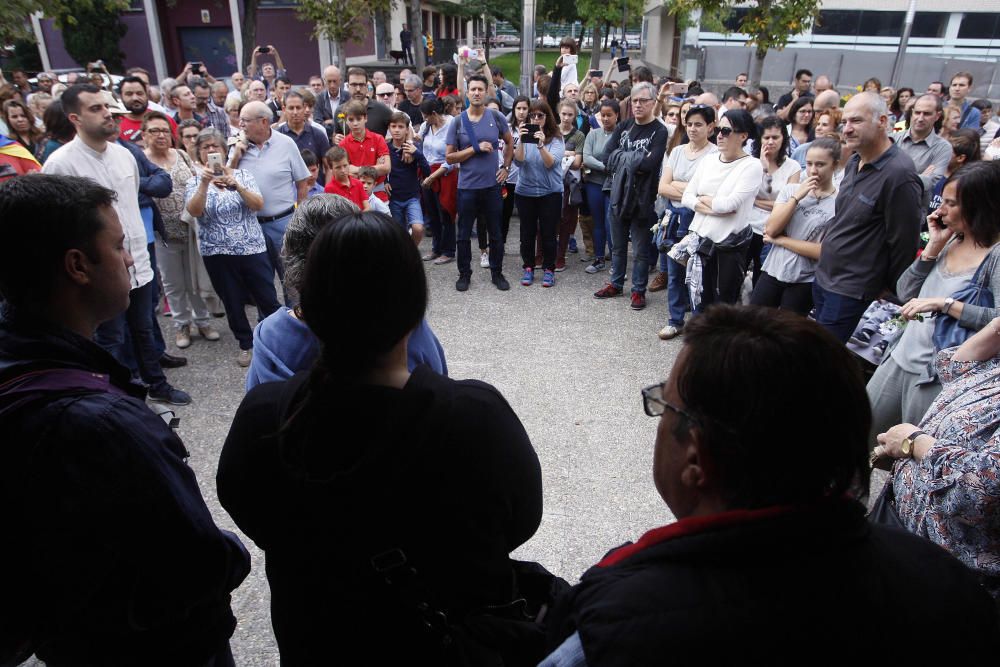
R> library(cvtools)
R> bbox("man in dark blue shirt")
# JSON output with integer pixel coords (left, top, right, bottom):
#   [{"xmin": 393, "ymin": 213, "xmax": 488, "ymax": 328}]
[{"xmin": 278, "ymin": 89, "xmax": 331, "ymax": 183}]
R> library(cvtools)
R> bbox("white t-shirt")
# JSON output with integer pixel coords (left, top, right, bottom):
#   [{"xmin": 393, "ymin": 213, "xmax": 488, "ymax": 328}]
[
  {"xmin": 660, "ymin": 142, "xmax": 719, "ymax": 206},
  {"xmin": 682, "ymin": 153, "xmax": 763, "ymax": 243},
  {"xmin": 747, "ymin": 157, "xmax": 800, "ymax": 235}
]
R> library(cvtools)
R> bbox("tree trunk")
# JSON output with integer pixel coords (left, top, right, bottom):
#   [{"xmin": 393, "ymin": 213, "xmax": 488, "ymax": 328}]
[
  {"xmin": 241, "ymin": 0, "xmax": 261, "ymax": 72},
  {"xmin": 590, "ymin": 22, "xmax": 602, "ymax": 72},
  {"xmin": 375, "ymin": 8, "xmax": 392, "ymax": 60},
  {"xmin": 603, "ymin": 22, "xmax": 610, "ymax": 50},
  {"xmin": 333, "ymin": 39, "xmax": 346, "ymax": 71},
  {"xmin": 749, "ymin": 48, "xmax": 765, "ymax": 90},
  {"xmin": 411, "ymin": 0, "xmax": 426, "ymax": 68},
  {"xmin": 484, "ymin": 19, "xmax": 491, "ymax": 63}
]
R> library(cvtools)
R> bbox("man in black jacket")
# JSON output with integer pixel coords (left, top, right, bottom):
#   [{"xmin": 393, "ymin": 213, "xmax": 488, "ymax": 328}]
[
  {"xmin": 593, "ymin": 81, "xmax": 668, "ymax": 310},
  {"xmin": 542, "ymin": 306, "xmax": 999, "ymax": 666},
  {"xmin": 0, "ymin": 175, "xmax": 250, "ymax": 666}
]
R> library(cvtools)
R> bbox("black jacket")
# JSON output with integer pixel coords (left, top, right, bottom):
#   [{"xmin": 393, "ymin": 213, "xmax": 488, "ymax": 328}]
[
  {"xmin": 547, "ymin": 500, "xmax": 999, "ymax": 664},
  {"xmin": 0, "ymin": 309, "xmax": 250, "ymax": 666},
  {"xmin": 217, "ymin": 365, "xmax": 543, "ymax": 665}
]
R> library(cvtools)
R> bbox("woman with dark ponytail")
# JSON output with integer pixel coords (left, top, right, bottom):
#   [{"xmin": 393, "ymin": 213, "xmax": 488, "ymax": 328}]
[{"xmin": 217, "ymin": 211, "xmax": 543, "ymax": 665}]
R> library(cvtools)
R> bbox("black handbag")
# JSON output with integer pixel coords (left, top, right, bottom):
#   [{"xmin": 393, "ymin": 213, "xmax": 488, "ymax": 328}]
[{"xmin": 867, "ymin": 480, "xmax": 905, "ymax": 530}]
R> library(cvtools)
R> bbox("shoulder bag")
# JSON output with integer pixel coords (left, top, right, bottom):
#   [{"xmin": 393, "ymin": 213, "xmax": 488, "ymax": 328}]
[{"xmin": 933, "ymin": 244, "xmax": 1000, "ymax": 351}]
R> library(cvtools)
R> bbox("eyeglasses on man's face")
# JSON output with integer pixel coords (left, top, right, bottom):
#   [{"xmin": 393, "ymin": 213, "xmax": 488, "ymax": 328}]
[
  {"xmin": 632, "ymin": 97, "xmax": 655, "ymax": 105},
  {"xmin": 641, "ymin": 383, "xmax": 698, "ymax": 423}
]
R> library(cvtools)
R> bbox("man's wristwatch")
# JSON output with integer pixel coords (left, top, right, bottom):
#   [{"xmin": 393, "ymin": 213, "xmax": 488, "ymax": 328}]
[
  {"xmin": 942, "ymin": 297, "xmax": 955, "ymax": 315},
  {"xmin": 901, "ymin": 429, "xmax": 926, "ymax": 457}
]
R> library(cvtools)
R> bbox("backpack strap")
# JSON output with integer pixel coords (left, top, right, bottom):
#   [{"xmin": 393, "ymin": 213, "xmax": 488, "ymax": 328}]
[{"xmin": 460, "ymin": 111, "xmax": 483, "ymax": 155}]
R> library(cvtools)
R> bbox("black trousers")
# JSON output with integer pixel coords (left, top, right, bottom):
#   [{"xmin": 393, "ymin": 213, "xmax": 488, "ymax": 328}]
[
  {"xmin": 202, "ymin": 253, "xmax": 281, "ymax": 350},
  {"xmin": 516, "ymin": 192, "xmax": 561, "ymax": 272},
  {"xmin": 749, "ymin": 271, "xmax": 815, "ymax": 316},
  {"xmin": 697, "ymin": 243, "xmax": 749, "ymax": 311}
]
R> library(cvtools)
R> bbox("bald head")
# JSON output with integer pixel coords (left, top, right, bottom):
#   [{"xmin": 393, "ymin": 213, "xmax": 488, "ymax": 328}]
[
  {"xmin": 846, "ymin": 91, "xmax": 888, "ymax": 121},
  {"xmin": 242, "ymin": 100, "xmax": 271, "ymax": 119},
  {"xmin": 695, "ymin": 91, "xmax": 720, "ymax": 108},
  {"xmin": 814, "ymin": 89, "xmax": 840, "ymax": 112},
  {"xmin": 814, "ymin": 75, "xmax": 832, "ymax": 93},
  {"xmin": 323, "ymin": 65, "xmax": 343, "ymax": 96}
]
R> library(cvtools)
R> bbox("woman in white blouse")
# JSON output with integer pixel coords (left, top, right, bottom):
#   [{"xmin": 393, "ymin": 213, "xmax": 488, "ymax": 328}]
[{"xmin": 682, "ymin": 109, "xmax": 763, "ymax": 308}]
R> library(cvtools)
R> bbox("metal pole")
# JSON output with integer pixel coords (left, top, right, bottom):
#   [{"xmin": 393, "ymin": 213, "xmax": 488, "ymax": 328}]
[
  {"xmin": 520, "ymin": 0, "xmax": 536, "ymax": 97},
  {"xmin": 890, "ymin": 0, "xmax": 917, "ymax": 89}
]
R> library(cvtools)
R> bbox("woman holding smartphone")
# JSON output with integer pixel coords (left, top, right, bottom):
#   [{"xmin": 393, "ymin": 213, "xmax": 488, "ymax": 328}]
[{"xmin": 514, "ymin": 101, "xmax": 565, "ymax": 288}]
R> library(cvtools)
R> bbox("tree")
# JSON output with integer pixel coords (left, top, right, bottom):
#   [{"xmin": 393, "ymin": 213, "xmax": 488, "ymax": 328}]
[
  {"xmin": 578, "ymin": 0, "xmax": 643, "ymax": 70},
  {"xmin": 59, "ymin": 1, "xmax": 128, "ymax": 70},
  {"xmin": 1, "ymin": 1, "xmax": 129, "ymax": 62},
  {"xmin": 297, "ymin": 0, "xmax": 394, "ymax": 71},
  {"xmin": 438, "ymin": 0, "xmax": 521, "ymax": 63},
  {"xmin": 668, "ymin": 0, "xmax": 820, "ymax": 88}
]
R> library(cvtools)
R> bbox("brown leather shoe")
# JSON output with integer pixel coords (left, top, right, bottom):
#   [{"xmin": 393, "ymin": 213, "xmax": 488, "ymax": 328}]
[{"xmin": 648, "ymin": 272, "xmax": 668, "ymax": 292}]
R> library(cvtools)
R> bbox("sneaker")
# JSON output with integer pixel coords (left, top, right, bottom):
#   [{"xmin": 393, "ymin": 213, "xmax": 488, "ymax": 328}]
[
  {"xmin": 585, "ymin": 259, "xmax": 606, "ymax": 274},
  {"xmin": 631, "ymin": 291, "xmax": 647, "ymax": 310},
  {"xmin": 492, "ymin": 273, "xmax": 510, "ymax": 291},
  {"xmin": 555, "ymin": 260, "xmax": 566, "ymax": 272},
  {"xmin": 148, "ymin": 384, "xmax": 192, "ymax": 406},
  {"xmin": 175, "ymin": 325, "xmax": 191, "ymax": 349},
  {"xmin": 433, "ymin": 255, "xmax": 454, "ymax": 265},
  {"xmin": 542, "ymin": 270, "xmax": 555, "ymax": 288},
  {"xmin": 158, "ymin": 352, "xmax": 188, "ymax": 368},
  {"xmin": 658, "ymin": 324, "xmax": 682, "ymax": 340},
  {"xmin": 580, "ymin": 254, "xmax": 594, "ymax": 263},
  {"xmin": 521, "ymin": 268, "xmax": 534, "ymax": 286},
  {"xmin": 568, "ymin": 237, "xmax": 578, "ymax": 253},
  {"xmin": 197, "ymin": 324, "xmax": 220, "ymax": 341},
  {"xmin": 648, "ymin": 272, "xmax": 668, "ymax": 292},
  {"xmin": 456, "ymin": 275, "xmax": 471, "ymax": 292},
  {"xmin": 422, "ymin": 251, "xmax": 441, "ymax": 262},
  {"xmin": 594, "ymin": 284, "xmax": 623, "ymax": 299},
  {"xmin": 237, "ymin": 349, "xmax": 252, "ymax": 368},
  {"xmin": 480, "ymin": 251, "xmax": 490, "ymax": 268}
]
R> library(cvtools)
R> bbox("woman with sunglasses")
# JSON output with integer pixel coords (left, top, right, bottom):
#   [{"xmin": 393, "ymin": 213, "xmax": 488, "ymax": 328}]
[
  {"xmin": 747, "ymin": 116, "xmax": 800, "ymax": 287},
  {"xmin": 681, "ymin": 109, "xmax": 763, "ymax": 308},
  {"xmin": 785, "ymin": 96, "xmax": 815, "ymax": 152},
  {"xmin": 514, "ymin": 101, "xmax": 565, "ymax": 288}
]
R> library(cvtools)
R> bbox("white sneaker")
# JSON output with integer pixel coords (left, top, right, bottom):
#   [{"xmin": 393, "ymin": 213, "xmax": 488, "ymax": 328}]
[
  {"xmin": 480, "ymin": 251, "xmax": 490, "ymax": 268},
  {"xmin": 658, "ymin": 325, "xmax": 682, "ymax": 340}
]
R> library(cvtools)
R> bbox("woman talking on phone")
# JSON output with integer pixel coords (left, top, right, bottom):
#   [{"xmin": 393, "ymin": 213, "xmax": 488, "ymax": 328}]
[
  {"xmin": 185, "ymin": 127, "xmax": 281, "ymax": 367},
  {"xmin": 866, "ymin": 161, "xmax": 1000, "ymax": 447},
  {"xmin": 514, "ymin": 100, "xmax": 565, "ymax": 288}
]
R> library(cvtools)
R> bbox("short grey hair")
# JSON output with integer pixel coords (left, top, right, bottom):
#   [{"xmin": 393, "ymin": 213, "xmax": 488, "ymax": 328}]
[
  {"xmin": 282, "ymin": 194, "xmax": 361, "ymax": 295},
  {"xmin": 404, "ymin": 74, "xmax": 422, "ymax": 88},
  {"xmin": 193, "ymin": 127, "xmax": 226, "ymax": 161},
  {"xmin": 851, "ymin": 91, "xmax": 889, "ymax": 121},
  {"xmin": 631, "ymin": 81, "xmax": 657, "ymax": 102}
]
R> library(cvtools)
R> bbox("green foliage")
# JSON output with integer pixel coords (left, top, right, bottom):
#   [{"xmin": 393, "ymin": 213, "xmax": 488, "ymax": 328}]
[
  {"xmin": 0, "ymin": 0, "xmax": 128, "ymax": 50},
  {"xmin": 488, "ymin": 48, "xmax": 560, "ymax": 84},
  {"xmin": 577, "ymin": 0, "xmax": 643, "ymax": 30},
  {"xmin": 296, "ymin": 0, "xmax": 395, "ymax": 48},
  {"xmin": 59, "ymin": 2, "xmax": 129, "ymax": 70},
  {"xmin": 440, "ymin": 0, "xmax": 522, "ymax": 30},
  {"xmin": 667, "ymin": 0, "xmax": 820, "ymax": 56}
]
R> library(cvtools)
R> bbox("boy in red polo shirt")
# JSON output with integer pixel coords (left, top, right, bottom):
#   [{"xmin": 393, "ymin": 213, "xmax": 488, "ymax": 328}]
[
  {"xmin": 323, "ymin": 145, "xmax": 369, "ymax": 210},
  {"xmin": 334, "ymin": 100, "xmax": 390, "ymax": 202}
]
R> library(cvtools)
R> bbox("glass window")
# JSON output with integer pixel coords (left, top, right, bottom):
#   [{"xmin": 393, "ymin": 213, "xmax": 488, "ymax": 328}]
[
  {"xmin": 813, "ymin": 10, "xmax": 861, "ymax": 37},
  {"xmin": 858, "ymin": 11, "xmax": 905, "ymax": 37},
  {"xmin": 910, "ymin": 12, "xmax": 946, "ymax": 39},
  {"xmin": 958, "ymin": 13, "xmax": 1000, "ymax": 39},
  {"xmin": 722, "ymin": 8, "xmax": 751, "ymax": 33}
]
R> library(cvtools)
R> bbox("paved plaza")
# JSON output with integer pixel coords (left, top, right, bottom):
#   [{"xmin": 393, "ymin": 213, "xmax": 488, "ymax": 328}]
[{"xmin": 154, "ymin": 220, "xmax": 679, "ymax": 664}]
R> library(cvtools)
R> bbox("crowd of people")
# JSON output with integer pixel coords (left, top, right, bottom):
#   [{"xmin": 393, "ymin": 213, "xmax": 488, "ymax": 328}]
[{"xmin": 2, "ymin": 42, "xmax": 1000, "ymax": 665}]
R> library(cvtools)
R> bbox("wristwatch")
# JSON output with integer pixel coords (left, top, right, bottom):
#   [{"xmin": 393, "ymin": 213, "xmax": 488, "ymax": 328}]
[
  {"xmin": 901, "ymin": 429, "xmax": 926, "ymax": 457},
  {"xmin": 942, "ymin": 297, "xmax": 955, "ymax": 315}
]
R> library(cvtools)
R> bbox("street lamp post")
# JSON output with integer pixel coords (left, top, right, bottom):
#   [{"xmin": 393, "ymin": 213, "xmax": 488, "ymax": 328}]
[{"xmin": 890, "ymin": 0, "xmax": 917, "ymax": 89}]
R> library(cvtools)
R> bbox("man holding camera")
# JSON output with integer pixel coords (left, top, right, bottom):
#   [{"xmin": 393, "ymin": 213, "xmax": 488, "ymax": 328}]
[{"xmin": 248, "ymin": 45, "xmax": 287, "ymax": 94}]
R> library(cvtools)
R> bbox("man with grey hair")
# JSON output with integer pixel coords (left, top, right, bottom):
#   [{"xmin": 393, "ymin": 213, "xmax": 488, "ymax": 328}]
[
  {"xmin": 159, "ymin": 77, "xmax": 179, "ymax": 114},
  {"xmin": 314, "ymin": 64, "xmax": 350, "ymax": 137},
  {"xmin": 245, "ymin": 195, "xmax": 448, "ymax": 390},
  {"xmin": 372, "ymin": 71, "xmax": 387, "ymax": 86},
  {"xmin": 230, "ymin": 100, "xmax": 310, "ymax": 301},
  {"xmin": 814, "ymin": 92, "xmax": 921, "ymax": 342},
  {"xmin": 593, "ymin": 80, "xmax": 670, "ymax": 311},
  {"xmin": 813, "ymin": 89, "xmax": 840, "ymax": 114},
  {"xmin": 894, "ymin": 93, "xmax": 951, "ymax": 212},
  {"xmin": 398, "ymin": 73, "xmax": 425, "ymax": 125}
]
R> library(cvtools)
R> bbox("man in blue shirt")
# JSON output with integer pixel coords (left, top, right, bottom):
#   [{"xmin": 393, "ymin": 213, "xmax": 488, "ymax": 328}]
[
  {"xmin": 948, "ymin": 71, "xmax": 982, "ymax": 130},
  {"xmin": 445, "ymin": 74, "xmax": 514, "ymax": 292}
]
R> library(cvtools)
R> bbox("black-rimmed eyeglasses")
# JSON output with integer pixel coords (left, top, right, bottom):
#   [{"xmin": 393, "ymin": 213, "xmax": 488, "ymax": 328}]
[{"xmin": 641, "ymin": 383, "xmax": 698, "ymax": 423}]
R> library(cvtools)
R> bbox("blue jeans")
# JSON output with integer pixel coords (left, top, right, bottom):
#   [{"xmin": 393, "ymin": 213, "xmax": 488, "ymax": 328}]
[
  {"xmin": 456, "ymin": 185, "xmax": 503, "ymax": 278},
  {"xmin": 666, "ymin": 256, "xmax": 690, "ymax": 326},
  {"xmin": 259, "ymin": 212, "xmax": 292, "ymax": 301},
  {"xmin": 425, "ymin": 186, "xmax": 455, "ymax": 257},
  {"xmin": 95, "ymin": 279, "xmax": 168, "ymax": 393},
  {"xmin": 584, "ymin": 183, "xmax": 610, "ymax": 260},
  {"xmin": 609, "ymin": 213, "xmax": 653, "ymax": 294},
  {"xmin": 389, "ymin": 197, "xmax": 424, "ymax": 229},
  {"xmin": 812, "ymin": 283, "xmax": 869, "ymax": 343}
]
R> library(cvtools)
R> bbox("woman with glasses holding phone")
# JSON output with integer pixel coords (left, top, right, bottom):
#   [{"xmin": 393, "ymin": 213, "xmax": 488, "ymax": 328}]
[
  {"xmin": 514, "ymin": 101, "xmax": 565, "ymax": 288},
  {"xmin": 747, "ymin": 116, "xmax": 800, "ymax": 287},
  {"xmin": 681, "ymin": 109, "xmax": 763, "ymax": 308}
]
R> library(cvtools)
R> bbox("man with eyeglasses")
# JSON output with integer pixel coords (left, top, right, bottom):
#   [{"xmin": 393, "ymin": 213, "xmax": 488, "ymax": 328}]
[
  {"xmin": 593, "ymin": 81, "xmax": 669, "ymax": 311},
  {"xmin": 375, "ymin": 83, "xmax": 397, "ymax": 109},
  {"xmin": 229, "ymin": 100, "xmax": 310, "ymax": 301},
  {"xmin": 346, "ymin": 66, "xmax": 393, "ymax": 136},
  {"xmin": 398, "ymin": 74, "xmax": 426, "ymax": 125},
  {"xmin": 540, "ymin": 305, "xmax": 1000, "ymax": 666}
]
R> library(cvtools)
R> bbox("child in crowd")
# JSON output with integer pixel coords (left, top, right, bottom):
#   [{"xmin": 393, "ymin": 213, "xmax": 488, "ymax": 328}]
[
  {"xmin": 386, "ymin": 111, "xmax": 430, "ymax": 246},
  {"xmin": 300, "ymin": 149, "xmax": 324, "ymax": 198},
  {"xmin": 335, "ymin": 100, "xmax": 390, "ymax": 203},
  {"xmin": 323, "ymin": 145, "xmax": 369, "ymax": 210},
  {"xmin": 358, "ymin": 166, "xmax": 390, "ymax": 214}
]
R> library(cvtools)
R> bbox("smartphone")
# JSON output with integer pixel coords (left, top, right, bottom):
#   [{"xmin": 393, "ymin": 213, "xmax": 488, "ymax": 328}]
[
  {"xmin": 671, "ymin": 82, "xmax": 689, "ymax": 95},
  {"xmin": 522, "ymin": 123, "xmax": 540, "ymax": 144},
  {"xmin": 191, "ymin": 61, "xmax": 203, "ymax": 74},
  {"xmin": 591, "ymin": 70, "xmax": 604, "ymax": 79},
  {"xmin": 563, "ymin": 54, "xmax": 578, "ymax": 66},
  {"xmin": 617, "ymin": 57, "xmax": 631, "ymax": 73},
  {"xmin": 258, "ymin": 46, "xmax": 271, "ymax": 54},
  {"xmin": 207, "ymin": 152, "xmax": 224, "ymax": 175}
]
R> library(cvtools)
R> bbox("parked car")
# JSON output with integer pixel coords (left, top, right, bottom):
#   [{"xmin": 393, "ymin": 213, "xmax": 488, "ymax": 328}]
[
  {"xmin": 491, "ymin": 34, "xmax": 521, "ymax": 47},
  {"xmin": 536, "ymin": 34, "xmax": 560, "ymax": 47}
]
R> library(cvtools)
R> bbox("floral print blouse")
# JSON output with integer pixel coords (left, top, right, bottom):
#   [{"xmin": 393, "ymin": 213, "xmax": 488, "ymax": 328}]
[
  {"xmin": 184, "ymin": 168, "xmax": 267, "ymax": 257},
  {"xmin": 892, "ymin": 347, "xmax": 1000, "ymax": 598}
]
